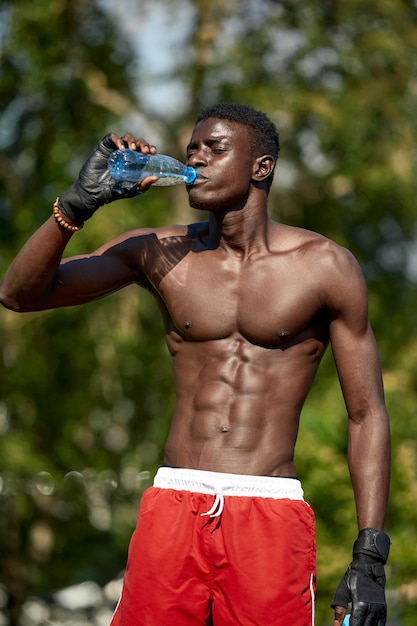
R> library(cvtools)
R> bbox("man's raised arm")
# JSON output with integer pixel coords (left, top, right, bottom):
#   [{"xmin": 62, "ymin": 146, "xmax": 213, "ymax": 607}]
[{"xmin": 0, "ymin": 133, "xmax": 156, "ymax": 312}]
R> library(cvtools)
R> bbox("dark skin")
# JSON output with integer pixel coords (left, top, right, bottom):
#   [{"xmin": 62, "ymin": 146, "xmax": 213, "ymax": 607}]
[{"xmin": 0, "ymin": 119, "xmax": 390, "ymax": 625}]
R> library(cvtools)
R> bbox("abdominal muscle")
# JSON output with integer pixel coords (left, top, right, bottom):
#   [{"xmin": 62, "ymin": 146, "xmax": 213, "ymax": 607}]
[{"xmin": 163, "ymin": 332, "xmax": 323, "ymax": 477}]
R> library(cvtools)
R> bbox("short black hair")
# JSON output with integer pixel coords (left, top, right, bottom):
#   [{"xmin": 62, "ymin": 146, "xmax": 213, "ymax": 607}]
[{"xmin": 196, "ymin": 102, "xmax": 280, "ymax": 189}]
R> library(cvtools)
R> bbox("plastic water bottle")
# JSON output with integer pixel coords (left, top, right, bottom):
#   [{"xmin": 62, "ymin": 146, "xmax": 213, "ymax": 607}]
[
  {"xmin": 342, "ymin": 615, "xmax": 350, "ymax": 626},
  {"xmin": 107, "ymin": 149, "xmax": 198, "ymax": 186}
]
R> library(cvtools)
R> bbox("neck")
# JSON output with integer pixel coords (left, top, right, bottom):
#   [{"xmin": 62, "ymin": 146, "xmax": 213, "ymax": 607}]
[{"xmin": 208, "ymin": 200, "xmax": 271, "ymax": 257}]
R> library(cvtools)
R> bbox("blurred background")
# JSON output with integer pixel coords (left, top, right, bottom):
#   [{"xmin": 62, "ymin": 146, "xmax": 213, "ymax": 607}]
[{"xmin": 0, "ymin": 0, "xmax": 416, "ymax": 624}]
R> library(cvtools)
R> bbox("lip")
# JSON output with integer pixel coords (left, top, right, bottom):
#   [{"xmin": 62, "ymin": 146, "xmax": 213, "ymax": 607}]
[{"xmin": 187, "ymin": 173, "xmax": 207, "ymax": 186}]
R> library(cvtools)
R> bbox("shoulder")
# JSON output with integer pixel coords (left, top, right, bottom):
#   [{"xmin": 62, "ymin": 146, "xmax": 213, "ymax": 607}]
[
  {"xmin": 271, "ymin": 222, "xmax": 361, "ymax": 271},
  {"xmin": 270, "ymin": 222, "xmax": 367, "ymax": 305},
  {"xmin": 93, "ymin": 223, "xmax": 194, "ymax": 258},
  {"xmin": 94, "ymin": 222, "xmax": 209, "ymax": 288}
]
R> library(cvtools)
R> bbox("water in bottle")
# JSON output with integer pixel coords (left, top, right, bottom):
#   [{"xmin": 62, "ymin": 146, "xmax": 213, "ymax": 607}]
[{"xmin": 107, "ymin": 149, "xmax": 198, "ymax": 186}]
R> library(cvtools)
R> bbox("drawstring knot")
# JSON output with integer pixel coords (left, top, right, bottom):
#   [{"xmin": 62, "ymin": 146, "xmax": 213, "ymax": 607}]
[{"xmin": 200, "ymin": 488, "xmax": 225, "ymax": 518}]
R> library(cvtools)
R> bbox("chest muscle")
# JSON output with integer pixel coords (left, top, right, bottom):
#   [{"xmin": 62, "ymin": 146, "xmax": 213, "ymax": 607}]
[{"xmin": 156, "ymin": 252, "xmax": 324, "ymax": 346}]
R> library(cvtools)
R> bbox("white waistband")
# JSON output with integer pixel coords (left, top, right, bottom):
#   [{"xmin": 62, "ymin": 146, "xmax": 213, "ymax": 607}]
[{"xmin": 153, "ymin": 467, "xmax": 304, "ymax": 501}]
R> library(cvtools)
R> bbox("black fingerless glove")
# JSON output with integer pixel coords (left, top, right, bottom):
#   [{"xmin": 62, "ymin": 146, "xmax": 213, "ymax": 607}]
[
  {"xmin": 332, "ymin": 528, "xmax": 391, "ymax": 625},
  {"xmin": 58, "ymin": 134, "xmax": 142, "ymax": 223}
]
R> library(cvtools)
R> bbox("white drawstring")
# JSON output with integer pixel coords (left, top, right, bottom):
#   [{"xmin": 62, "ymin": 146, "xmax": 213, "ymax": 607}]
[{"xmin": 200, "ymin": 489, "xmax": 225, "ymax": 518}]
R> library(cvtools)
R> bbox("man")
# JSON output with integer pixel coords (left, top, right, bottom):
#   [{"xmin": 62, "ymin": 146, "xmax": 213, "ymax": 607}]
[{"xmin": 0, "ymin": 103, "xmax": 390, "ymax": 626}]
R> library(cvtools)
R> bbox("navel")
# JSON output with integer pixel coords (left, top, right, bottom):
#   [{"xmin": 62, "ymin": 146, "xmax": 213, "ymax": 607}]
[
  {"xmin": 219, "ymin": 425, "xmax": 232, "ymax": 434},
  {"xmin": 277, "ymin": 330, "xmax": 290, "ymax": 337},
  {"xmin": 184, "ymin": 320, "xmax": 193, "ymax": 330}
]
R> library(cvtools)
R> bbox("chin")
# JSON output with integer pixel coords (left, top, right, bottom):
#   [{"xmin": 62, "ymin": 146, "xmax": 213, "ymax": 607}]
[
  {"xmin": 189, "ymin": 200, "xmax": 207, "ymax": 211},
  {"xmin": 187, "ymin": 192, "xmax": 207, "ymax": 211}
]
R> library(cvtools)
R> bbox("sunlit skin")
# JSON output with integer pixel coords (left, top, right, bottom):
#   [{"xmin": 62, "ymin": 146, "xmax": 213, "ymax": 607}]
[{"xmin": 0, "ymin": 119, "xmax": 390, "ymax": 626}]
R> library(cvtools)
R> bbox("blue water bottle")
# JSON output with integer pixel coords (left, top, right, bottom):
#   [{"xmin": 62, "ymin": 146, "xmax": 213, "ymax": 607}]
[
  {"xmin": 107, "ymin": 149, "xmax": 198, "ymax": 186},
  {"xmin": 342, "ymin": 615, "xmax": 350, "ymax": 625}
]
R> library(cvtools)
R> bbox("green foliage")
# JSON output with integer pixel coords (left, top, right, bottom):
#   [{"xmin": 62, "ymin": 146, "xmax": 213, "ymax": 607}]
[{"xmin": 1, "ymin": 0, "xmax": 417, "ymax": 624}]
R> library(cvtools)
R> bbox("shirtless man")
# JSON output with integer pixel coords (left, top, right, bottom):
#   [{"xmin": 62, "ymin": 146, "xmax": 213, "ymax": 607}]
[{"xmin": 0, "ymin": 103, "xmax": 390, "ymax": 626}]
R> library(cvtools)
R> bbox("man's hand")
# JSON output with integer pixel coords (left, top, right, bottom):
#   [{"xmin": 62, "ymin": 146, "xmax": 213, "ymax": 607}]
[
  {"xmin": 58, "ymin": 133, "xmax": 157, "ymax": 223},
  {"xmin": 332, "ymin": 528, "xmax": 390, "ymax": 626}
]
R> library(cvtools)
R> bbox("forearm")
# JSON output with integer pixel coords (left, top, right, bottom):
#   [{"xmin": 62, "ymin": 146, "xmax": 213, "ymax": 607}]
[
  {"xmin": 348, "ymin": 411, "xmax": 391, "ymax": 530},
  {"xmin": 333, "ymin": 418, "xmax": 390, "ymax": 623},
  {"xmin": 0, "ymin": 215, "xmax": 73, "ymax": 311}
]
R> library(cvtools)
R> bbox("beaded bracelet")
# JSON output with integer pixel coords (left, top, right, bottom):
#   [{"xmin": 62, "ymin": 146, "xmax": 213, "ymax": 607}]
[{"xmin": 53, "ymin": 198, "xmax": 84, "ymax": 232}]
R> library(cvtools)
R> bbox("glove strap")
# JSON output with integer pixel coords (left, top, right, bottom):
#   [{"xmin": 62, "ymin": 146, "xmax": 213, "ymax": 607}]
[
  {"xmin": 57, "ymin": 182, "xmax": 102, "ymax": 222},
  {"xmin": 353, "ymin": 528, "xmax": 391, "ymax": 563}
]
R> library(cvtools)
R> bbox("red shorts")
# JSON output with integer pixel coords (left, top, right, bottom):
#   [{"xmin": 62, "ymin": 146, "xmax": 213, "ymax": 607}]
[{"xmin": 111, "ymin": 467, "xmax": 316, "ymax": 626}]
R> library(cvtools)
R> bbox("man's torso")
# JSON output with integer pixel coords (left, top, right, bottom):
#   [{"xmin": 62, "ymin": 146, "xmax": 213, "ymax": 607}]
[{"xmin": 136, "ymin": 221, "xmax": 334, "ymax": 476}]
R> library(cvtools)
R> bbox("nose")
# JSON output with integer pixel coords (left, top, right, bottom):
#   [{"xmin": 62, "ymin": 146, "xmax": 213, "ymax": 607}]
[{"xmin": 187, "ymin": 149, "xmax": 206, "ymax": 168}]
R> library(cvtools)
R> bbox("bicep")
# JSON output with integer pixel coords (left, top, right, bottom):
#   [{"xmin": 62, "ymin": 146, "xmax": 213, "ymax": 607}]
[
  {"xmin": 51, "ymin": 254, "xmax": 137, "ymax": 307},
  {"xmin": 45, "ymin": 236, "xmax": 148, "ymax": 309},
  {"xmin": 325, "ymin": 250, "xmax": 385, "ymax": 420},
  {"xmin": 331, "ymin": 321, "xmax": 385, "ymax": 419}
]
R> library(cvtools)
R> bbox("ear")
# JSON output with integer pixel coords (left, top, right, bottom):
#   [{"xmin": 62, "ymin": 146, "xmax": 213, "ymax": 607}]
[{"xmin": 252, "ymin": 155, "xmax": 275, "ymax": 182}]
